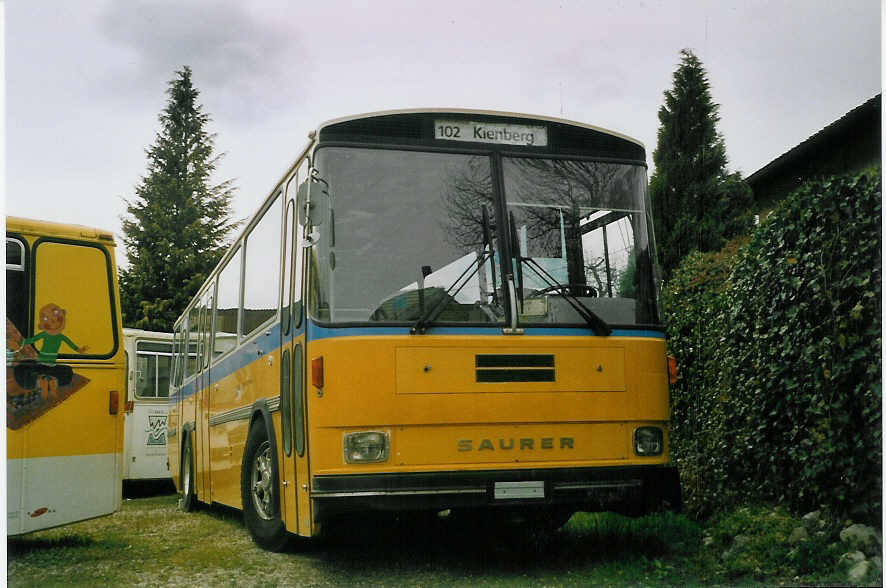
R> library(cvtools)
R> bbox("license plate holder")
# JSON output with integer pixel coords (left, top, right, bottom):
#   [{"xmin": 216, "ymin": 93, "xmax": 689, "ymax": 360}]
[{"xmin": 494, "ymin": 480, "xmax": 545, "ymax": 500}]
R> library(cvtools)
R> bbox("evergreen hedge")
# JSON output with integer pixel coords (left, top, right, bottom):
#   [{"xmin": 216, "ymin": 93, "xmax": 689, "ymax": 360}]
[
  {"xmin": 663, "ymin": 241, "xmax": 742, "ymax": 516},
  {"xmin": 664, "ymin": 168, "xmax": 881, "ymax": 521}
]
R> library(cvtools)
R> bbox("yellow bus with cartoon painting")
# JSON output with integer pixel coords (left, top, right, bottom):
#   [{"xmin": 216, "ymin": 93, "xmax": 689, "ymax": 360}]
[
  {"xmin": 6, "ymin": 217, "xmax": 125, "ymax": 535},
  {"xmin": 169, "ymin": 110, "xmax": 681, "ymax": 551}
]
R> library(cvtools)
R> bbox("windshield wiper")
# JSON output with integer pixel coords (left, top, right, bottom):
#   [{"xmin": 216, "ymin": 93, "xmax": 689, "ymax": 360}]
[
  {"xmin": 412, "ymin": 206, "xmax": 501, "ymax": 334},
  {"xmin": 519, "ymin": 257, "xmax": 612, "ymax": 336},
  {"xmin": 410, "ymin": 250, "xmax": 493, "ymax": 335},
  {"xmin": 506, "ymin": 211, "xmax": 609, "ymax": 335}
]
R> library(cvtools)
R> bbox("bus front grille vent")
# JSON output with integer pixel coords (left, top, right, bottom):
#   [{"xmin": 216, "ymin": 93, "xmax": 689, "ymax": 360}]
[{"xmin": 475, "ymin": 354, "xmax": 555, "ymax": 383}]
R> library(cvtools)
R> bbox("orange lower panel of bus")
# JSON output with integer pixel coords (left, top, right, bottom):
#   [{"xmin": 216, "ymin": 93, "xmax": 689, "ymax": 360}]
[{"xmin": 310, "ymin": 421, "xmax": 668, "ymax": 477}]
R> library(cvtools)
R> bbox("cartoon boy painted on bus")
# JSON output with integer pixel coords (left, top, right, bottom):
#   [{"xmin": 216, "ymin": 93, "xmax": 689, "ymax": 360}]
[
  {"xmin": 21, "ymin": 303, "xmax": 89, "ymax": 364},
  {"xmin": 12, "ymin": 303, "xmax": 88, "ymax": 399}
]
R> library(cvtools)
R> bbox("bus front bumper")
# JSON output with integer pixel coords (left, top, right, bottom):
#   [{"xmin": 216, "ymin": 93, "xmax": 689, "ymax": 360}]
[{"xmin": 311, "ymin": 465, "xmax": 681, "ymax": 521}]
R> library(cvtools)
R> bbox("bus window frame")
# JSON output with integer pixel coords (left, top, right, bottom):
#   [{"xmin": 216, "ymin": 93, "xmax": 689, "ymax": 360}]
[
  {"xmin": 182, "ymin": 285, "xmax": 215, "ymax": 383},
  {"xmin": 211, "ymin": 245, "xmax": 242, "ymax": 366},
  {"xmin": 282, "ymin": 158, "xmax": 308, "ymax": 334},
  {"xmin": 240, "ymin": 190, "xmax": 284, "ymax": 341},
  {"xmin": 6, "ymin": 236, "xmax": 26, "ymax": 271},
  {"xmin": 292, "ymin": 158, "xmax": 309, "ymax": 329},
  {"xmin": 307, "ymin": 142, "xmax": 659, "ymax": 330},
  {"xmin": 134, "ymin": 339, "xmax": 174, "ymax": 400},
  {"xmin": 6, "ymin": 234, "xmax": 30, "ymax": 336},
  {"xmin": 176, "ymin": 317, "xmax": 201, "ymax": 386},
  {"xmin": 201, "ymin": 288, "xmax": 214, "ymax": 370},
  {"xmin": 281, "ymin": 200, "xmax": 295, "ymax": 338},
  {"xmin": 172, "ymin": 322, "xmax": 185, "ymax": 387},
  {"xmin": 30, "ymin": 236, "xmax": 120, "ymax": 359},
  {"xmin": 182, "ymin": 312, "xmax": 194, "ymax": 383},
  {"xmin": 183, "ymin": 293, "xmax": 206, "ymax": 383},
  {"xmin": 196, "ymin": 301, "xmax": 205, "ymax": 376},
  {"xmin": 307, "ymin": 143, "xmax": 499, "ymax": 328}
]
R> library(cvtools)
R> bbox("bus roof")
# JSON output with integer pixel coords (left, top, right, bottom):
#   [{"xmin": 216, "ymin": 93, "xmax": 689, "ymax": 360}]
[
  {"xmin": 315, "ymin": 108, "xmax": 645, "ymax": 150},
  {"xmin": 6, "ymin": 216, "xmax": 116, "ymax": 245},
  {"xmin": 123, "ymin": 328, "xmax": 175, "ymax": 340}
]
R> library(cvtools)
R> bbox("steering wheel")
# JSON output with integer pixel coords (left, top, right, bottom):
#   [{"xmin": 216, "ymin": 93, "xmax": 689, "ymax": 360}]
[{"xmin": 529, "ymin": 284, "xmax": 597, "ymax": 297}]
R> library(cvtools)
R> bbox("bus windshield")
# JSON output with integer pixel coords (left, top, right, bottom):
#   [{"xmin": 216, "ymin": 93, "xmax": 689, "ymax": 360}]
[
  {"xmin": 310, "ymin": 147, "xmax": 660, "ymax": 327},
  {"xmin": 503, "ymin": 157, "xmax": 660, "ymax": 326}
]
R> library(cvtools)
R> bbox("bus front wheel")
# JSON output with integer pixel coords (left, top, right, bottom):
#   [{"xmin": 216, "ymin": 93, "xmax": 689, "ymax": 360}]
[{"xmin": 241, "ymin": 420, "xmax": 288, "ymax": 551}]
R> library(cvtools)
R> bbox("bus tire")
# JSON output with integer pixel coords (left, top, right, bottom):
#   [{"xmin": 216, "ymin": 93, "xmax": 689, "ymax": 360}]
[
  {"xmin": 179, "ymin": 433, "xmax": 198, "ymax": 512},
  {"xmin": 241, "ymin": 420, "xmax": 288, "ymax": 551}
]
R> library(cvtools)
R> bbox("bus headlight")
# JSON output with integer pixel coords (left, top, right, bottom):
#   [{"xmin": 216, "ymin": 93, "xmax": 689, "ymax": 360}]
[
  {"xmin": 633, "ymin": 426, "xmax": 663, "ymax": 456},
  {"xmin": 343, "ymin": 431, "xmax": 390, "ymax": 464}
]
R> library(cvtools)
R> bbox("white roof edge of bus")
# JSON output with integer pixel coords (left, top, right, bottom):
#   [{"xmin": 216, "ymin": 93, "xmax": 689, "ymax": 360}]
[
  {"xmin": 314, "ymin": 108, "xmax": 645, "ymax": 150},
  {"xmin": 123, "ymin": 328, "xmax": 174, "ymax": 339}
]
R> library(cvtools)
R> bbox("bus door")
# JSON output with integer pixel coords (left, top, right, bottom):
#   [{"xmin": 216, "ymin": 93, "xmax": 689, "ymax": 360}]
[
  {"xmin": 196, "ymin": 290, "xmax": 213, "ymax": 503},
  {"xmin": 168, "ymin": 324, "xmax": 184, "ymax": 490},
  {"xmin": 126, "ymin": 334, "xmax": 173, "ymax": 480},
  {"xmin": 280, "ymin": 183, "xmax": 311, "ymax": 536},
  {"xmin": 182, "ymin": 305, "xmax": 201, "ymax": 486},
  {"xmin": 7, "ymin": 235, "xmax": 124, "ymax": 534}
]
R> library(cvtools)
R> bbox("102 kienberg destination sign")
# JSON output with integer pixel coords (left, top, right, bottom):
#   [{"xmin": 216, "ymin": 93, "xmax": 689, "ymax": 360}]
[{"xmin": 435, "ymin": 120, "xmax": 548, "ymax": 147}]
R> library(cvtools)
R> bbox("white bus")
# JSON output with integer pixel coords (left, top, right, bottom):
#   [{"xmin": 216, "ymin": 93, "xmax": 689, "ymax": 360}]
[{"xmin": 123, "ymin": 329, "xmax": 173, "ymax": 481}]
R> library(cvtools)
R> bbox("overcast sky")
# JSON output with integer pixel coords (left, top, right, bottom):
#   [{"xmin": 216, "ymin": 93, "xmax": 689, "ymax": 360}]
[{"xmin": 4, "ymin": 0, "xmax": 881, "ymax": 261}]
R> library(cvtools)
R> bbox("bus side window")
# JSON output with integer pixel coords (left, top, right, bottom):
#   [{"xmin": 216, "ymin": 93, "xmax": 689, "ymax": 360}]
[
  {"xmin": 242, "ymin": 193, "xmax": 282, "ymax": 337},
  {"xmin": 6, "ymin": 237, "xmax": 28, "ymax": 338},
  {"xmin": 125, "ymin": 350, "xmax": 130, "ymax": 399},
  {"xmin": 214, "ymin": 247, "xmax": 241, "ymax": 360},
  {"xmin": 173, "ymin": 323, "xmax": 184, "ymax": 386},
  {"xmin": 292, "ymin": 160, "xmax": 309, "ymax": 327},
  {"xmin": 136, "ymin": 340, "xmax": 174, "ymax": 398},
  {"xmin": 136, "ymin": 350, "xmax": 154, "ymax": 397},
  {"xmin": 282, "ymin": 200, "xmax": 295, "ymax": 337},
  {"xmin": 186, "ymin": 306, "xmax": 200, "ymax": 378},
  {"xmin": 196, "ymin": 295, "xmax": 208, "ymax": 373},
  {"xmin": 201, "ymin": 289, "xmax": 213, "ymax": 369},
  {"xmin": 33, "ymin": 240, "xmax": 116, "ymax": 358},
  {"xmin": 157, "ymin": 343, "xmax": 172, "ymax": 398}
]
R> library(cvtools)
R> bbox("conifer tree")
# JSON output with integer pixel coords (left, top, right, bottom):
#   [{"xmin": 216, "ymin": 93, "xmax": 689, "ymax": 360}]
[
  {"xmin": 649, "ymin": 49, "xmax": 752, "ymax": 278},
  {"xmin": 119, "ymin": 66, "xmax": 238, "ymax": 331}
]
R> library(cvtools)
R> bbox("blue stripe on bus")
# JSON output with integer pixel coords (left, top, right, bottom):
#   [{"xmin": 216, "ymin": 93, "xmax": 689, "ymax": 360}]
[
  {"xmin": 307, "ymin": 323, "xmax": 665, "ymax": 340},
  {"xmin": 170, "ymin": 319, "xmax": 305, "ymax": 402},
  {"xmin": 170, "ymin": 319, "xmax": 664, "ymax": 403}
]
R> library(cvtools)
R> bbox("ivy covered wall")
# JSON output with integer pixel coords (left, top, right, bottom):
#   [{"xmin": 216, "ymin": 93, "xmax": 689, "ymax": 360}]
[{"xmin": 664, "ymin": 168, "xmax": 881, "ymax": 522}]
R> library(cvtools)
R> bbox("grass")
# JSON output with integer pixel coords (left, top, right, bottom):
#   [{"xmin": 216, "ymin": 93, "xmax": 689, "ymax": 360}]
[
  {"xmin": 7, "ymin": 495, "xmax": 260, "ymax": 587},
  {"xmin": 7, "ymin": 492, "xmax": 879, "ymax": 587}
]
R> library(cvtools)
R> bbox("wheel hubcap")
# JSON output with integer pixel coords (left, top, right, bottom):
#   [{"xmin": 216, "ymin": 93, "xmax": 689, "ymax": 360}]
[{"xmin": 251, "ymin": 441, "xmax": 273, "ymax": 520}]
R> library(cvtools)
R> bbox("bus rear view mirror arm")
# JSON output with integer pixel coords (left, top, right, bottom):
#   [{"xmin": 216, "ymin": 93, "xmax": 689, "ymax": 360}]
[{"xmin": 297, "ymin": 175, "xmax": 330, "ymax": 228}]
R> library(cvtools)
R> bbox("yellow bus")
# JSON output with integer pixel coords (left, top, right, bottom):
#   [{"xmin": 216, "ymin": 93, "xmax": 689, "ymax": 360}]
[
  {"xmin": 168, "ymin": 110, "xmax": 681, "ymax": 550},
  {"xmin": 7, "ymin": 217, "xmax": 125, "ymax": 535}
]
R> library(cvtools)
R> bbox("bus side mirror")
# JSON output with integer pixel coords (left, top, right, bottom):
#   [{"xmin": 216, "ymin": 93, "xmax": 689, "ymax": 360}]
[{"xmin": 297, "ymin": 179, "xmax": 329, "ymax": 227}]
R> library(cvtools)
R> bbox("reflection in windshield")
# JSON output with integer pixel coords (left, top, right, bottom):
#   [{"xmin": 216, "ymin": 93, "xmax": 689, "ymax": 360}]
[
  {"xmin": 504, "ymin": 157, "xmax": 659, "ymax": 326},
  {"xmin": 311, "ymin": 148, "xmax": 504, "ymax": 324},
  {"xmin": 309, "ymin": 148, "xmax": 660, "ymax": 327}
]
